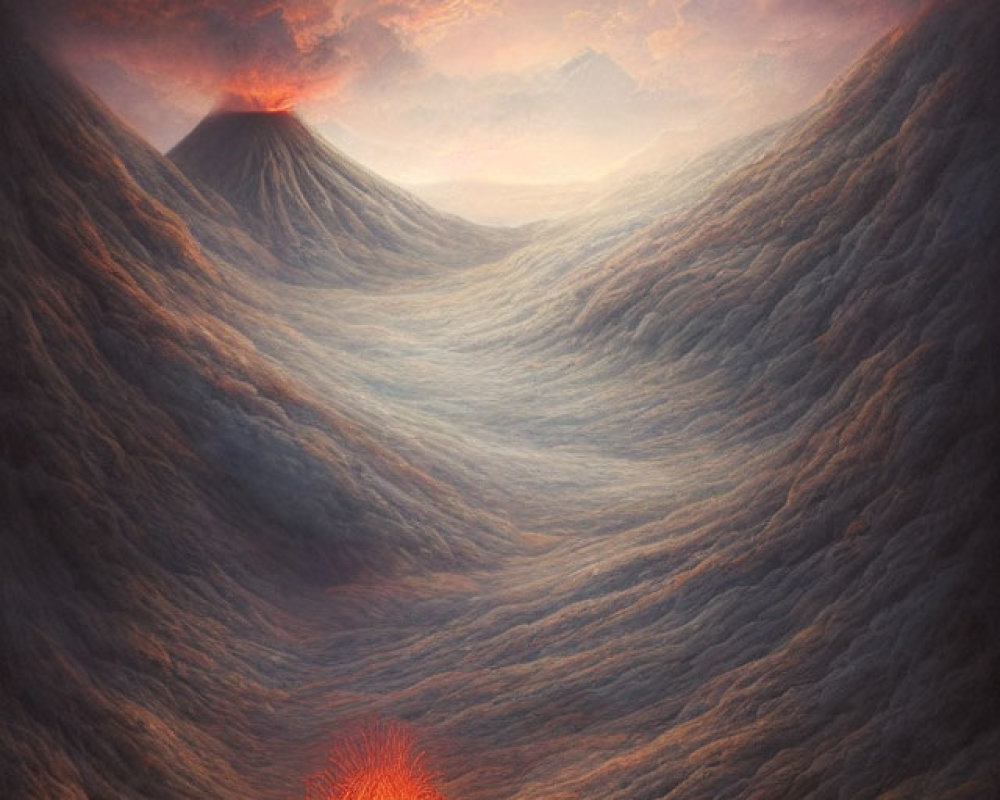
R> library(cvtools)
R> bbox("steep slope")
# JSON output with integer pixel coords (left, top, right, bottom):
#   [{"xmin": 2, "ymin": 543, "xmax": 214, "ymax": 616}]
[
  {"xmin": 3, "ymin": 0, "xmax": 998, "ymax": 798},
  {"xmin": 0, "ymin": 21, "xmax": 517, "ymax": 800},
  {"xmin": 169, "ymin": 111, "xmax": 524, "ymax": 283},
  {"xmin": 576, "ymin": 0, "xmax": 1000, "ymax": 363}
]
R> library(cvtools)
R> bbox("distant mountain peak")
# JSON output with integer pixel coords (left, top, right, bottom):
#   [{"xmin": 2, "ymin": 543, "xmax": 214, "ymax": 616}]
[
  {"xmin": 551, "ymin": 47, "xmax": 636, "ymax": 98},
  {"xmin": 559, "ymin": 47, "xmax": 622, "ymax": 74},
  {"xmin": 564, "ymin": 45, "xmax": 600, "ymax": 63}
]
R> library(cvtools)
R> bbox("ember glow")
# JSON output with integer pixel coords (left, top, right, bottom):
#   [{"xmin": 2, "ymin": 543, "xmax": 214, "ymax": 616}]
[
  {"xmin": 220, "ymin": 72, "xmax": 302, "ymax": 112},
  {"xmin": 306, "ymin": 721, "xmax": 443, "ymax": 800}
]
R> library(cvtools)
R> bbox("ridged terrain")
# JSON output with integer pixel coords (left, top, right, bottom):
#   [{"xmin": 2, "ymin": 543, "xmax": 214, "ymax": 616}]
[
  {"xmin": 2, "ymin": 0, "xmax": 998, "ymax": 798},
  {"xmin": 169, "ymin": 111, "xmax": 525, "ymax": 283},
  {"xmin": 0, "ymin": 23, "xmax": 519, "ymax": 798}
]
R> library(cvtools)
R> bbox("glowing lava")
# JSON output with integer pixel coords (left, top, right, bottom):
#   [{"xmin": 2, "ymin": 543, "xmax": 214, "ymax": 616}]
[
  {"xmin": 307, "ymin": 720, "xmax": 445, "ymax": 800},
  {"xmin": 220, "ymin": 70, "xmax": 300, "ymax": 112}
]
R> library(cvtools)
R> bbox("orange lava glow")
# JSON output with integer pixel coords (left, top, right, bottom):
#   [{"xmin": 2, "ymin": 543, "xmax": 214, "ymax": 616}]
[
  {"xmin": 220, "ymin": 71, "xmax": 300, "ymax": 112},
  {"xmin": 306, "ymin": 720, "xmax": 445, "ymax": 800}
]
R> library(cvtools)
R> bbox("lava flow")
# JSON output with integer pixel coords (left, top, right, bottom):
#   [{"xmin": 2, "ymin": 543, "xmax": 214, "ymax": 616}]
[{"xmin": 306, "ymin": 721, "xmax": 444, "ymax": 800}]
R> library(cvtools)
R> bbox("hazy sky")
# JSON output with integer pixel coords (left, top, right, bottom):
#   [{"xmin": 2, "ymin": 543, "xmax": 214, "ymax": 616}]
[{"xmin": 24, "ymin": 0, "xmax": 926, "ymax": 185}]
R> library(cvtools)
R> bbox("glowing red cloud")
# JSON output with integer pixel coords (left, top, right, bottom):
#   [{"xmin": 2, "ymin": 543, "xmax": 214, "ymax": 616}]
[
  {"xmin": 306, "ymin": 719, "xmax": 444, "ymax": 800},
  {"xmin": 31, "ymin": 0, "xmax": 484, "ymax": 112},
  {"xmin": 220, "ymin": 70, "xmax": 303, "ymax": 112}
]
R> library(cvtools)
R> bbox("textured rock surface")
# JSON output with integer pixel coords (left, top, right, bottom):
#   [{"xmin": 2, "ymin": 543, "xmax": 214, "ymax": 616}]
[
  {"xmin": 170, "ymin": 111, "xmax": 524, "ymax": 283},
  {"xmin": 2, "ymin": 1, "xmax": 997, "ymax": 798}
]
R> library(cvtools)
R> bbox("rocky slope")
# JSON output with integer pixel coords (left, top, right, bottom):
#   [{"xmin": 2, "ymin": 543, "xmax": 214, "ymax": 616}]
[{"xmin": 170, "ymin": 111, "xmax": 524, "ymax": 283}]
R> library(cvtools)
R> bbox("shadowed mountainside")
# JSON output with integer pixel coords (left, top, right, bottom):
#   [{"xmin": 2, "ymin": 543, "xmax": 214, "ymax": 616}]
[{"xmin": 0, "ymin": 22, "xmax": 523, "ymax": 797}]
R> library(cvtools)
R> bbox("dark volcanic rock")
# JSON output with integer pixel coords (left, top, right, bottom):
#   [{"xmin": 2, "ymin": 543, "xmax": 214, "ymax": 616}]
[
  {"xmin": 3, "ymin": 1, "xmax": 998, "ymax": 799},
  {"xmin": 170, "ymin": 110, "xmax": 524, "ymax": 282},
  {"xmin": 0, "ymin": 22, "xmax": 514, "ymax": 799}
]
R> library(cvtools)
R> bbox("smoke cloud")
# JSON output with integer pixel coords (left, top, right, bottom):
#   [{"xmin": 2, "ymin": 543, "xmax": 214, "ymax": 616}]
[
  {"xmin": 17, "ymin": 0, "xmax": 490, "ymax": 109},
  {"xmin": 14, "ymin": 0, "xmax": 929, "ymax": 180}
]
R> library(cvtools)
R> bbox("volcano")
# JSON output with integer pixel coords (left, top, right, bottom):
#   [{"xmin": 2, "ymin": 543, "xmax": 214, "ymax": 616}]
[
  {"xmin": 0, "ymin": 20, "xmax": 517, "ymax": 797},
  {"xmin": 169, "ymin": 110, "xmax": 523, "ymax": 283},
  {"xmin": 4, "ymin": 0, "xmax": 1000, "ymax": 798}
]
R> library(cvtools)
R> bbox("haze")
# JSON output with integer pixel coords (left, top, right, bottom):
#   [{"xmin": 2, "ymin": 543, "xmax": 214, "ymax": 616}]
[{"xmin": 29, "ymin": 0, "xmax": 924, "ymax": 197}]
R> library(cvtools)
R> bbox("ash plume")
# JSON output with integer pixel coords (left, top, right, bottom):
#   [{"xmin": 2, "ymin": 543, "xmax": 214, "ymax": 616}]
[{"xmin": 11, "ymin": 0, "xmax": 462, "ymax": 110}]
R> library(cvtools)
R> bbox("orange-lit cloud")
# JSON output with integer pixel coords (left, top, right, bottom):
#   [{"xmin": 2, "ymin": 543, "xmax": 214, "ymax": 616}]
[
  {"xmin": 27, "ymin": 0, "xmax": 349, "ymax": 109},
  {"xmin": 22, "ymin": 0, "xmax": 493, "ymax": 110},
  {"xmin": 16, "ymin": 0, "xmax": 928, "ymax": 181}
]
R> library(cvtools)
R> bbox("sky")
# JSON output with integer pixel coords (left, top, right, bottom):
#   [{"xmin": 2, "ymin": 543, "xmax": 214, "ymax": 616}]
[{"xmin": 21, "ymin": 1, "xmax": 927, "ymax": 186}]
